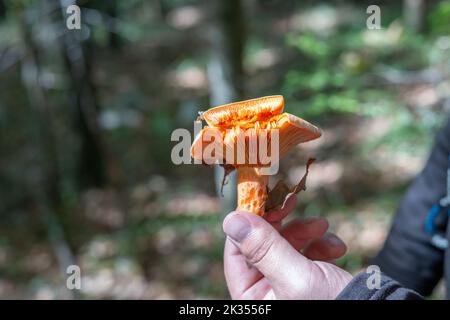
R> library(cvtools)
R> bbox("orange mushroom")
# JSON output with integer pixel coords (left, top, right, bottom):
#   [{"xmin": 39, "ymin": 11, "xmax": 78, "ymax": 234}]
[{"xmin": 191, "ymin": 95, "xmax": 321, "ymax": 216}]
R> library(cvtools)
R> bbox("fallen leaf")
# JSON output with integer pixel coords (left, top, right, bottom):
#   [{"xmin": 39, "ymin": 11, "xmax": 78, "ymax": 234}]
[{"xmin": 265, "ymin": 158, "xmax": 315, "ymax": 211}]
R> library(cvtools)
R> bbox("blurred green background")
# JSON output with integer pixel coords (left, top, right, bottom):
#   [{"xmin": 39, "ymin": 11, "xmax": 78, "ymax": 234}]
[{"xmin": 0, "ymin": 0, "xmax": 449, "ymax": 299}]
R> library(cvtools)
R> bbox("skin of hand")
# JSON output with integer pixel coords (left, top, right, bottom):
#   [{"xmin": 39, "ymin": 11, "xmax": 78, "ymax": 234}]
[{"xmin": 223, "ymin": 194, "xmax": 353, "ymax": 300}]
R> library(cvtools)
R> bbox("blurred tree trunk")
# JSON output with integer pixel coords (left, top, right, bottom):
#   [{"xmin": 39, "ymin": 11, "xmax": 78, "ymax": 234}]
[
  {"xmin": 105, "ymin": 0, "xmax": 120, "ymax": 49},
  {"xmin": 208, "ymin": 0, "xmax": 244, "ymax": 102},
  {"xmin": 58, "ymin": 0, "xmax": 108, "ymax": 190},
  {"xmin": 151, "ymin": 0, "xmax": 163, "ymax": 21},
  {"xmin": 207, "ymin": 0, "xmax": 245, "ymax": 212},
  {"xmin": 88, "ymin": 0, "xmax": 121, "ymax": 49},
  {"xmin": 0, "ymin": 0, "xmax": 5, "ymax": 19},
  {"xmin": 403, "ymin": 0, "xmax": 427, "ymax": 33},
  {"xmin": 20, "ymin": 10, "xmax": 76, "ymax": 299}
]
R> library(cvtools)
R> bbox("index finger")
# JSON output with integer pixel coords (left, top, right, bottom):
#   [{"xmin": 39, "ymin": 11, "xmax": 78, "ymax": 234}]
[{"xmin": 263, "ymin": 193, "xmax": 297, "ymax": 229}]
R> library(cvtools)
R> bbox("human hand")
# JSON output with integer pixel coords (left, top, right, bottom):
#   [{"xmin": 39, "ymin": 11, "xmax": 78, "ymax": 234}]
[{"xmin": 223, "ymin": 194, "xmax": 352, "ymax": 300}]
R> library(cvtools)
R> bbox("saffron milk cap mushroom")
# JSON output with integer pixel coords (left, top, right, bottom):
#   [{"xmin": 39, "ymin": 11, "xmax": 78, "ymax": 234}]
[{"xmin": 191, "ymin": 95, "xmax": 321, "ymax": 216}]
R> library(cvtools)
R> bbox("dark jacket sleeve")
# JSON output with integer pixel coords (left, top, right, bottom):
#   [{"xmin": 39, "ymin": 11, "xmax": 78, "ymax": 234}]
[
  {"xmin": 336, "ymin": 272, "xmax": 423, "ymax": 300},
  {"xmin": 372, "ymin": 116, "xmax": 450, "ymax": 296}
]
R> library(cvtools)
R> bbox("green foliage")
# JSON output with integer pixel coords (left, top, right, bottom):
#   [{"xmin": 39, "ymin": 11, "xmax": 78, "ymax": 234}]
[
  {"xmin": 428, "ymin": 1, "xmax": 450, "ymax": 35},
  {"xmin": 308, "ymin": 91, "xmax": 359, "ymax": 115},
  {"xmin": 285, "ymin": 69, "xmax": 346, "ymax": 93},
  {"xmin": 286, "ymin": 32, "xmax": 332, "ymax": 58}
]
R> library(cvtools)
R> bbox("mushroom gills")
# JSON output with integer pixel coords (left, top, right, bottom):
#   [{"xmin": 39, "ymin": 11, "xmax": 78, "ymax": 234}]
[{"xmin": 201, "ymin": 95, "xmax": 284, "ymax": 127}]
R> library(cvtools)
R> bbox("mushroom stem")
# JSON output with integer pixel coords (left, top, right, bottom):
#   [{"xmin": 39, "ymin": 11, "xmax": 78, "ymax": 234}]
[{"xmin": 236, "ymin": 166, "xmax": 268, "ymax": 216}]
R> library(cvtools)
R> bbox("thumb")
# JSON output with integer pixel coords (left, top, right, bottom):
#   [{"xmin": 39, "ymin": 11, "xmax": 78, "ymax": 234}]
[{"xmin": 223, "ymin": 211, "xmax": 313, "ymax": 296}]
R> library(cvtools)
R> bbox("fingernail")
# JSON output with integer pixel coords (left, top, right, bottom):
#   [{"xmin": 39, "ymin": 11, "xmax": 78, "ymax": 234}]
[
  {"xmin": 224, "ymin": 214, "xmax": 251, "ymax": 243},
  {"xmin": 325, "ymin": 234, "xmax": 345, "ymax": 247}
]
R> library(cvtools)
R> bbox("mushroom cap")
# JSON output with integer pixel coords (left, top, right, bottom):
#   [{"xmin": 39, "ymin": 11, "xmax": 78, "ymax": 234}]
[
  {"xmin": 191, "ymin": 112, "xmax": 321, "ymax": 167},
  {"xmin": 201, "ymin": 95, "xmax": 284, "ymax": 128},
  {"xmin": 276, "ymin": 113, "xmax": 321, "ymax": 158}
]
